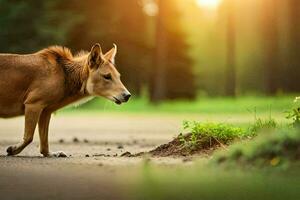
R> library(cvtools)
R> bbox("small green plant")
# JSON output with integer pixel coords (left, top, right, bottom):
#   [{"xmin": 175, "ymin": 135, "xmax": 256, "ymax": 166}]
[
  {"xmin": 248, "ymin": 117, "xmax": 277, "ymax": 135},
  {"xmin": 179, "ymin": 117, "xmax": 279, "ymax": 153},
  {"xmin": 180, "ymin": 121, "xmax": 249, "ymax": 150},
  {"xmin": 286, "ymin": 97, "xmax": 300, "ymax": 128}
]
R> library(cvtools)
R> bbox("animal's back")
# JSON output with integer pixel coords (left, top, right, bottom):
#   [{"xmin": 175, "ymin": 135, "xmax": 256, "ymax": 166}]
[{"xmin": 0, "ymin": 53, "xmax": 56, "ymax": 117}]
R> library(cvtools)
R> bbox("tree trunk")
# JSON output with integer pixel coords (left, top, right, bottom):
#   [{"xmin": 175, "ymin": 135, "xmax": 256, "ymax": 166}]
[
  {"xmin": 262, "ymin": 0, "xmax": 280, "ymax": 95},
  {"xmin": 286, "ymin": 0, "xmax": 300, "ymax": 92},
  {"xmin": 225, "ymin": 0, "xmax": 236, "ymax": 97},
  {"xmin": 150, "ymin": 0, "xmax": 167, "ymax": 102}
]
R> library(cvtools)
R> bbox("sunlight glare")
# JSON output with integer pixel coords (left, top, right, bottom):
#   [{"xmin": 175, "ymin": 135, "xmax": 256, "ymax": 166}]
[{"xmin": 196, "ymin": 0, "xmax": 222, "ymax": 9}]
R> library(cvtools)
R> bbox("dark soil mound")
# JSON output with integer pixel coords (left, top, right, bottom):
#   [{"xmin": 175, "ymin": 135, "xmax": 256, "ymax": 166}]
[
  {"xmin": 121, "ymin": 122, "xmax": 249, "ymax": 157},
  {"xmin": 148, "ymin": 133, "xmax": 222, "ymax": 157},
  {"xmin": 121, "ymin": 133, "xmax": 223, "ymax": 157}
]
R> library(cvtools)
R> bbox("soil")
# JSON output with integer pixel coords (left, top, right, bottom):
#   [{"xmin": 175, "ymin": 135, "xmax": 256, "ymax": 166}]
[
  {"xmin": 121, "ymin": 133, "xmax": 222, "ymax": 157},
  {"xmin": 148, "ymin": 133, "xmax": 221, "ymax": 156}
]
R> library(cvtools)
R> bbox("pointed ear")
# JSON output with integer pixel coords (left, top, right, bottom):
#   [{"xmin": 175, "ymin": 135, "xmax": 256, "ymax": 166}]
[
  {"xmin": 104, "ymin": 44, "xmax": 117, "ymax": 64},
  {"xmin": 88, "ymin": 43, "xmax": 103, "ymax": 68}
]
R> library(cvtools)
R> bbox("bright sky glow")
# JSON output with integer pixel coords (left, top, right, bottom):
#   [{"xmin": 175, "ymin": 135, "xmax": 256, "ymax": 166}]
[{"xmin": 196, "ymin": 0, "xmax": 222, "ymax": 9}]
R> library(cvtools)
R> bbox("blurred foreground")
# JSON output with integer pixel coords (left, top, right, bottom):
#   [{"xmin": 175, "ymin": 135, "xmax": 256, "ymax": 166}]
[{"xmin": 0, "ymin": 112, "xmax": 299, "ymax": 200}]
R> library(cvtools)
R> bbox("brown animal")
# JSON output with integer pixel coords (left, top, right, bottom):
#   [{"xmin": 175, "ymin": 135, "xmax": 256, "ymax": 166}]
[{"xmin": 0, "ymin": 43, "xmax": 131, "ymax": 157}]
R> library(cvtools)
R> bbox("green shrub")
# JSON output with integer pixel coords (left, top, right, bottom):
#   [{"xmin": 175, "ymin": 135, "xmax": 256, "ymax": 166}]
[
  {"xmin": 180, "ymin": 117, "xmax": 279, "ymax": 151},
  {"xmin": 179, "ymin": 121, "xmax": 251, "ymax": 150}
]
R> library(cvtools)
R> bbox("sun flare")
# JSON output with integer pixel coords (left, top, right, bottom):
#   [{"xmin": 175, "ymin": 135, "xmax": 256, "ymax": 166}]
[{"xmin": 196, "ymin": 0, "xmax": 222, "ymax": 9}]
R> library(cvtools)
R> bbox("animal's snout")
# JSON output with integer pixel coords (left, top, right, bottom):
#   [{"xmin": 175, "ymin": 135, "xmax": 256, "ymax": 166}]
[{"xmin": 122, "ymin": 92, "xmax": 131, "ymax": 102}]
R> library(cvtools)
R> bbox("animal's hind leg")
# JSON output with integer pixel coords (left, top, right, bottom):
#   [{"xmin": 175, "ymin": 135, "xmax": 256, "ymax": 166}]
[
  {"xmin": 38, "ymin": 110, "xmax": 67, "ymax": 157},
  {"xmin": 6, "ymin": 104, "xmax": 43, "ymax": 156}
]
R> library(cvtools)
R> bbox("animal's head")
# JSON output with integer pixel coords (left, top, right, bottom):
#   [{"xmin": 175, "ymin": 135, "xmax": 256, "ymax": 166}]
[{"xmin": 86, "ymin": 43, "xmax": 131, "ymax": 105}]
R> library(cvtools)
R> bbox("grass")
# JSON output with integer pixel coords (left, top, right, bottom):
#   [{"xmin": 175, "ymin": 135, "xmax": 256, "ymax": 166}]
[
  {"xmin": 176, "ymin": 117, "xmax": 279, "ymax": 153},
  {"xmin": 179, "ymin": 121, "xmax": 249, "ymax": 151},
  {"xmin": 58, "ymin": 96, "xmax": 295, "ymax": 127},
  {"xmin": 214, "ymin": 128, "xmax": 300, "ymax": 168},
  {"xmin": 144, "ymin": 114, "xmax": 285, "ymax": 156},
  {"xmin": 61, "ymin": 95, "xmax": 295, "ymax": 114},
  {"xmin": 248, "ymin": 117, "xmax": 278, "ymax": 135}
]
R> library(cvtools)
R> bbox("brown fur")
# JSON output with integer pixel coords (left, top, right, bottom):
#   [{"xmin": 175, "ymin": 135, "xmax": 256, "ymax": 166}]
[
  {"xmin": 40, "ymin": 46, "xmax": 90, "ymax": 96},
  {"xmin": 0, "ymin": 44, "xmax": 130, "ymax": 157}
]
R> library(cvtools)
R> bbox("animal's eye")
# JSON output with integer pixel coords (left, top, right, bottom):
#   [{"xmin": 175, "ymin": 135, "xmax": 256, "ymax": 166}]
[{"xmin": 103, "ymin": 74, "xmax": 112, "ymax": 80}]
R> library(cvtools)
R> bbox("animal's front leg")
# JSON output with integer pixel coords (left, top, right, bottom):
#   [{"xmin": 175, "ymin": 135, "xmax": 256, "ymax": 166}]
[
  {"xmin": 38, "ymin": 109, "xmax": 67, "ymax": 157},
  {"xmin": 7, "ymin": 104, "xmax": 43, "ymax": 156}
]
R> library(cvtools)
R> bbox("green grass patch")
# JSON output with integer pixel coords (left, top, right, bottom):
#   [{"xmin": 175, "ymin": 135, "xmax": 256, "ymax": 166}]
[
  {"xmin": 213, "ymin": 128, "xmax": 300, "ymax": 168},
  {"xmin": 148, "ymin": 117, "xmax": 280, "ymax": 157},
  {"xmin": 248, "ymin": 117, "xmax": 278, "ymax": 135},
  {"xmin": 176, "ymin": 117, "xmax": 279, "ymax": 153},
  {"xmin": 61, "ymin": 95, "xmax": 295, "ymax": 114},
  {"xmin": 179, "ymin": 121, "xmax": 250, "ymax": 149}
]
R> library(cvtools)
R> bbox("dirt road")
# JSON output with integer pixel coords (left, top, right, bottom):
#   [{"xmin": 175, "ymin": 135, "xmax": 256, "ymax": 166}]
[
  {"xmin": 0, "ymin": 112, "xmax": 280, "ymax": 199},
  {"xmin": 0, "ymin": 113, "xmax": 193, "ymax": 200}
]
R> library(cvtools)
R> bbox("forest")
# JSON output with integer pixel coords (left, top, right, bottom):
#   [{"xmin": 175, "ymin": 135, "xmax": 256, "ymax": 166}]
[{"xmin": 1, "ymin": 0, "xmax": 298, "ymax": 102}]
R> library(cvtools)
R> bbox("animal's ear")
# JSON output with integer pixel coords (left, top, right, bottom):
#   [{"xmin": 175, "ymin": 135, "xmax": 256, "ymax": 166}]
[
  {"xmin": 104, "ymin": 44, "xmax": 117, "ymax": 64},
  {"xmin": 88, "ymin": 43, "xmax": 103, "ymax": 69}
]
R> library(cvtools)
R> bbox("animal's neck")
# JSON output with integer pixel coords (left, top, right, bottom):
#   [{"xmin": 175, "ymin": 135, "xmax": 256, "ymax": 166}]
[{"xmin": 62, "ymin": 55, "xmax": 89, "ymax": 97}]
